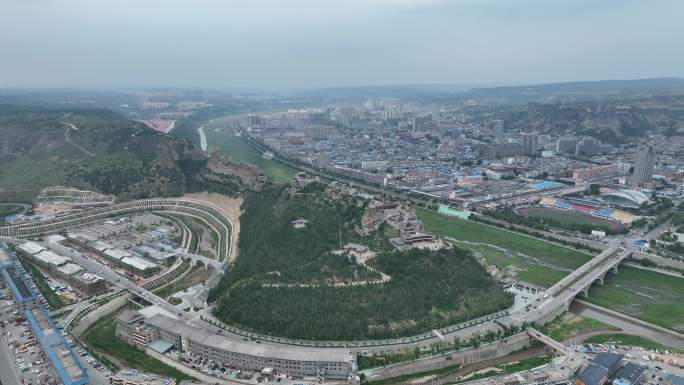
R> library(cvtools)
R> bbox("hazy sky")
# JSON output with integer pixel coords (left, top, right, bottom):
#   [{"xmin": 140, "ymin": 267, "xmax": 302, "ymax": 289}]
[{"xmin": 1, "ymin": 0, "xmax": 683, "ymax": 91}]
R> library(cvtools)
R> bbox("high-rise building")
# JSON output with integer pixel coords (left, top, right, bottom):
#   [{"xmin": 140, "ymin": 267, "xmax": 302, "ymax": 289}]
[
  {"xmin": 556, "ymin": 138, "xmax": 579, "ymax": 155},
  {"xmin": 493, "ymin": 120, "xmax": 504, "ymax": 140},
  {"xmin": 247, "ymin": 113, "xmax": 266, "ymax": 129},
  {"xmin": 383, "ymin": 109, "xmax": 397, "ymax": 120},
  {"xmin": 578, "ymin": 137, "xmax": 599, "ymax": 155},
  {"xmin": 522, "ymin": 133, "xmax": 539, "ymax": 156},
  {"xmin": 631, "ymin": 145, "xmax": 656, "ymax": 188},
  {"xmin": 412, "ymin": 115, "xmax": 438, "ymax": 136},
  {"xmin": 478, "ymin": 143, "xmax": 498, "ymax": 160},
  {"xmin": 310, "ymin": 112, "xmax": 324, "ymax": 127}
]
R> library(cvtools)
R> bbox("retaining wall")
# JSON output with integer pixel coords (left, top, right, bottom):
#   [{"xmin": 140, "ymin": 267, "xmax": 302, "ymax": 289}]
[
  {"xmin": 71, "ymin": 293, "xmax": 132, "ymax": 338},
  {"xmin": 362, "ymin": 332, "xmax": 533, "ymax": 382},
  {"xmin": 632, "ymin": 252, "xmax": 684, "ymax": 271}
]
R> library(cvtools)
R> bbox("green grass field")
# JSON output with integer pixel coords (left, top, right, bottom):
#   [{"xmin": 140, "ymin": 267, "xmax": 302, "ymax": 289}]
[
  {"xmin": 416, "ymin": 208, "xmax": 592, "ymax": 287},
  {"xmin": 586, "ymin": 266, "xmax": 684, "ymax": 333},
  {"xmin": 84, "ymin": 317, "xmax": 194, "ymax": 382},
  {"xmin": 204, "ymin": 118, "xmax": 297, "ymax": 183},
  {"xmin": 584, "ymin": 334, "xmax": 680, "ymax": 352}
]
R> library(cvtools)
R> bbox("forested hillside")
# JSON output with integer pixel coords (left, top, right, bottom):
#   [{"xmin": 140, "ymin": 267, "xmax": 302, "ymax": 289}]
[
  {"xmin": 0, "ymin": 105, "xmax": 256, "ymax": 202},
  {"xmin": 208, "ymin": 184, "xmax": 513, "ymax": 340},
  {"xmin": 215, "ymin": 184, "xmax": 383, "ymax": 286},
  {"xmin": 212, "ymin": 247, "xmax": 513, "ymax": 340}
]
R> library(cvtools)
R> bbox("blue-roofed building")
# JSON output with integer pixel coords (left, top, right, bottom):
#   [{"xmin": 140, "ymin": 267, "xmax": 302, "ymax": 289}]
[
  {"xmin": 530, "ymin": 181, "xmax": 563, "ymax": 190},
  {"xmin": 577, "ymin": 365, "xmax": 609, "ymax": 385},
  {"xmin": 25, "ymin": 306, "xmax": 89, "ymax": 385},
  {"xmin": 595, "ymin": 208, "xmax": 613, "ymax": 218},
  {"xmin": 666, "ymin": 374, "xmax": 684, "ymax": 385},
  {"xmin": 0, "ymin": 241, "xmax": 89, "ymax": 385},
  {"xmin": 0, "ymin": 242, "xmax": 38, "ymax": 308},
  {"xmin": 612, "ymin": 363, "xmax": 646, "ymax": 385}
]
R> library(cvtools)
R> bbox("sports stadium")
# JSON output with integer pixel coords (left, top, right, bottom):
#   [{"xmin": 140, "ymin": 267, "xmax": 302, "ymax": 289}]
[
  {"xmin": 599, "ymin": 189, "xmax": 650, "ymax": 209},
  {"xmin": 519, "ymin": 196, "xmax": 636, "ymax": 232}
]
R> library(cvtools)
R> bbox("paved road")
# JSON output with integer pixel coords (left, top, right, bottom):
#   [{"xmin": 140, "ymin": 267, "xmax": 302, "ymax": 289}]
[
  {"xmin": 45, "ymin": 242, "xmax": 191, "ymax": 321},
  {"xmin": 62, "ymin": 121, "xmax": 96, "ymax": 157},
  {"xmin": 1, "ymin": 195, "xmax": 680, "ymax": 366},
  {"xmin": 543, "ymin": 246, "xmax": 618, "ymax": 298},
  {"xmin": 570, "ymin": 301, "xmax": 684, "ymax": 350},
  {"xmin": 198, "ymin": 125, "xmax": 208, "ymax": 151},
  {"xmin": 509, "ymin": 249, "xmax": 630, "ymax": 327},
  {"xmin": 643, "ymin": 218, "xmax": 672, "ymax": 241}
]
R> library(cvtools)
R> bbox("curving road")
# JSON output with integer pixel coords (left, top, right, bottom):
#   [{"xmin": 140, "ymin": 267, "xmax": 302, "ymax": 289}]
[{"xmin": 0, "ymin": 197, "xmax": 679, "ymax": 357}]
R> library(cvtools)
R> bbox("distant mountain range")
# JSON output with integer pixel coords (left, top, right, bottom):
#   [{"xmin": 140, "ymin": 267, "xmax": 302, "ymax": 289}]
[
  {"xmin": 296, "ymin": 77, "xmax": 684, "ymax": 103},
  {"xmin": 462, "ymin": 77, "xmax": 684, "ymax": 102},
  {"xmin": 293, "ymin": 83, "xmax": 478, "ymax": 100}
]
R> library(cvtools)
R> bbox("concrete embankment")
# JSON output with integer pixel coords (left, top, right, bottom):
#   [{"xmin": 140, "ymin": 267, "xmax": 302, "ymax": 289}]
[{"xmin": 362, "ymin": 332, "xmax": 534, "ymax": 383}]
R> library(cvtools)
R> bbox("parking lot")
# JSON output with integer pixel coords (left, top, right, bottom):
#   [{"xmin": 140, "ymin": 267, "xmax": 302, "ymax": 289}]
[
  {"xmin": 0, "ymin": 282, "xmax": 59, "ymax": 385},
  {"xmin": 166, "ymin": 350, "xmax": 327, "ymax": 385},
  {"xmin": 571, "ymin": 342, "xmax": 684, "ymax": 385}
]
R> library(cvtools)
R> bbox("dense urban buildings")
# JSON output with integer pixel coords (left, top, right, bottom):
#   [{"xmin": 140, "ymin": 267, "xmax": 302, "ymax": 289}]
[{"xmin": 1, "ymin": 79, "xmax": 684, "ymax": 385}]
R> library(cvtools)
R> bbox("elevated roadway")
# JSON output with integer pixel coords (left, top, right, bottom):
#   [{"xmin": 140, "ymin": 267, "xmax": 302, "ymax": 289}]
[
  {"xmin": 508, "ymin": 248, "xmax": 633, "ymax": 327},
  {"xmin": 526, "ymin": 328, "xmax": 566, "ymax": 354},
  {"xmin": 542, "ymin": 245, "xmax": 619, "ymax": 298}
]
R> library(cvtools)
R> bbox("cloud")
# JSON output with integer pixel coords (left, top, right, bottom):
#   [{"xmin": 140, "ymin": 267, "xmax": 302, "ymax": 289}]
[{"xmin": 0, "ymin": 0, "xmax": 682, "ymax": 89}]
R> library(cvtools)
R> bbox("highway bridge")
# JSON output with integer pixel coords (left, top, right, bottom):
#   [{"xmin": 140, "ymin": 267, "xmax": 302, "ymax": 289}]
[
  {"xmin": 508, "ymin": 247, "xmax": 633, "ymax": 327},
  {"xmin": 543, "ymin": 245, "xmax": 622, "ymax": 299},
  {"xmin": 527, "ymin": 327, "xmax": 567, "ymax": 354}
]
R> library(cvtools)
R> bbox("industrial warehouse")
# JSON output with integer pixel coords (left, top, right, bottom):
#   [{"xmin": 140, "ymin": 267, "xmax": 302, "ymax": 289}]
[{"xmin": 16, "ymin": 241, "xmax": 108, "ymax": 296}]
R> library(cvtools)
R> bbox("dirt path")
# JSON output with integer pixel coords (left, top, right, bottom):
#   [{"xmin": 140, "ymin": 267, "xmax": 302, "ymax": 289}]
[
  {"xmin": 561, "ymin": 329, "xmax": 623, "ymax": 345},
  {"xmin": 183, "ymin": 192, "xmax": 243, "ymax": 263},
  {"xmin": 62, "ymin": 122, "xmax": 96, "ymax": 157}
]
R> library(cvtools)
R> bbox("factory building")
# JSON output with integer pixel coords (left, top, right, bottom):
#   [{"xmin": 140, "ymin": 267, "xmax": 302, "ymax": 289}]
[
  {"xmin": 612, "ymin": 363, "xmax": 647, "ymax": 385},
  {"xmin": 15, "ymin": 242, "xmax": 107, "ymax": 296},
  {"xmin": 576, "ymin": 353, "xmax": 623, "ymax": 385}
]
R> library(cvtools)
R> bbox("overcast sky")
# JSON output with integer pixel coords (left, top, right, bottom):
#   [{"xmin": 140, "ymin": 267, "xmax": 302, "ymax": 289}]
[{"xmin": 1, "ymin": 0, "xmax": 683, "ymax": 91}]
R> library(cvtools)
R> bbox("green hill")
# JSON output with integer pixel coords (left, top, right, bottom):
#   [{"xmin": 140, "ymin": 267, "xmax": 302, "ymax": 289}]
[{"xmin": 0, "ymin": 105, "xmax": 257, "ymax": 202}]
